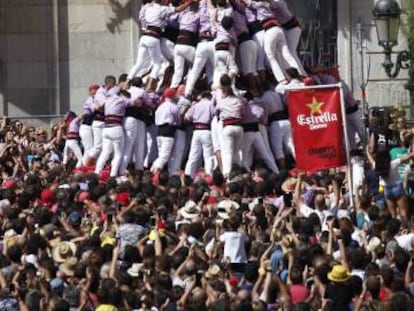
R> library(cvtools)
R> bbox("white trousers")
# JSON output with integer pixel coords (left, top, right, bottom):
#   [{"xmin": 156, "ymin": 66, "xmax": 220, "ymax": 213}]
[
  {"xmin": 346, "ymin": 109, "xmax": 367, "ymax": 150},
  {"xmin": 79, "ymin": 124, "xmax": 93, "ymax": 165},
  {"xmin": 213, "ymin": 48, "xmax": 238, "ymax": 90},
  {"xmin": 211, "ymin": 116, "xmax": 223, "ymax": 152},
  {"xmin": 160, "ymin": 38, "xmax": 175, "ymax": 63},
  {"xmin": 238, "ymin": 40, "xmax": 258, "ymax": 76},
  {"xmin": 252, "ymin": 30, "xmax": 266, "ymax": 71},
  {"xmin": 63, "ymin": 139, "xmax": 83, "ymax": 167},
  {"xmin": 184, "ymin": 130, "xmax": 215, "ymax": 178},
  {"xmin": 151, "ymin": 136, "xmax": 175, "ymax": 171},
  {"xmin": 90, "ymin": 120, "xmax": 104, "ymax": 159},
  {"xmin": 170, "ymin": 44, "xmax": 195, "ymax": 88},
  {"xmin": 144, "ymin": 124, "xmax": 158, "ymax": 168},
  {"xmin": 119, "ymin": 117, "xmax": 146, "ymax": 173},
  {"xmin": 284, "ymin": 26, "xmax": 306, "ymax": 76},
  {"xmin": 264, "ymin": 26, "xmax": 300, "ymax": 82},
  {"xmin": 95, "ymin": 126, "xmax": 125, "ymax": 177},
  {"xmin": 185, "ymin": 40, "xmax": 215, "ymax": 96},
  {"xmin": 221, "ymin": 125, "xmax": 244, "ymax": 177},
  {"xmin": 269, "ymin": 120, "xmax": 295, "ymax": 159},
  {"xmin": 120, "ymin": 117, "xmax": 138, "ymax": 175},
  {"xmin": 169, "ymin": 129, "xmax": 186, "ymax": 175},
  {"xmin": 128, "ymin": 35, "xmax": 162, "ymax": 80},
  {"xmin": 259, "ymin": 124, "xmax": 272, "ymax": 155},
  {"xmin": 241, "ymin": 131, "xmax": 279, "ymax": 173}
]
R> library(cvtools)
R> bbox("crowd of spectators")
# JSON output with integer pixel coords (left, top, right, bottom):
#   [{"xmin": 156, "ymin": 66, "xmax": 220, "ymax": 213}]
[{"xmin": 1, "ymin": 109, "xmax": 414, "ymax": 311}]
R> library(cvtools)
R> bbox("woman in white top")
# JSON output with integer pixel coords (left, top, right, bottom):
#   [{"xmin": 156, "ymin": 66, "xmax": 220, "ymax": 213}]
[{"xmin": 368, "ymin": 148, "xmax": 414, "ymax": 221}]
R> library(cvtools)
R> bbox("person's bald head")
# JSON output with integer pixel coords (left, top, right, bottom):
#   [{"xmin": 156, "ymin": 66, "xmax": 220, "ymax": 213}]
[
  {"xmin": 185, "ymin": 259, "xmax": 197, "ymax": 275},
  {"xmin": 237, "ymin": 289, "xmax": 251, "ymax": 300}
]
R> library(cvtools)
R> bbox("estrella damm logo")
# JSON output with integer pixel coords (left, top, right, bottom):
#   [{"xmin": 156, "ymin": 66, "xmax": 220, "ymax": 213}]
[{"xmin": 296, "ymin": 96, "xmax": 338, "ymax": 130}]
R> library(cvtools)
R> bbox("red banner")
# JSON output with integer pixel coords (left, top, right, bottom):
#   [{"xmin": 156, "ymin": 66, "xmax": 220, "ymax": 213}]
[{"xmin": 286, "ymin": 86, "xmax": 346, "ymax": 172}]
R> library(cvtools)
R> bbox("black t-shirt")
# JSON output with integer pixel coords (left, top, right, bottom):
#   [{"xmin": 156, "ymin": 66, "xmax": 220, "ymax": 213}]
[{"xmin": 324, "ymin": 282, "xmax": 353, "ymax": 311}]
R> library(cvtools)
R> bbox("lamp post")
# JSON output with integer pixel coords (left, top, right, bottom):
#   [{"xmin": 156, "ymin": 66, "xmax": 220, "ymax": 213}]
[{"xmin": 372, "ymin": 0, "xmax": 410, "ymax": 78}]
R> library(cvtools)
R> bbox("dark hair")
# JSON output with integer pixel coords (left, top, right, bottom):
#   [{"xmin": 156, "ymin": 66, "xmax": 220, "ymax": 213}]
[
  {"xmin": 366, "ymin": 275, "xmax": 381, "ymax": 299},
  {"xmin": 374, "ymin": 149, "xmax": 391, "ymax": 178},
  {"xmin": 221, "ymin": 15, "xmax": 234, "ymax": 30},
  {"xmin": 348, "ymin": 249, "xmax": 366, "ymax": 270},
  {"xmin": 228, "ymin": 215, "xmax": 241, "ymax": 231},
  {"xmin": 119, "ymin": 89, "xmax": 131, "ymax": 98},
  {"xmin": 104, "ymin": 75, "xmax": 116, "ymax": 86},
  {"xmin": 290, "ymin": 266, "xmax": 303, "ymax": 285},
  {"xmin": 349, "ymin": 275, "xmax": 363, "ymax": 297},
  {"xmin": 200, "ymin": 90, "xmax": 212, "ymax": 99},
  {"xmin": 285, "ymin": 67, "xmax": 301, "ymax": 80},
  {"xmin": 387, "ymin": 218, "xmax": 401, "ymax": 237},
  {"xmin": 131, "ymin": 77, "xmax": 143, "ymax": 87},
  {"xmin": 394, "ymin": 249, "xmax": 410, "ymax": 272},
  {"xmin": 118, "ymin": 73, "xmax": 128, "ymax": 83}
]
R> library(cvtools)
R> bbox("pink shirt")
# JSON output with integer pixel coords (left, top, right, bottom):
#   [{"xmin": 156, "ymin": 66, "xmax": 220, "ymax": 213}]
[
  {"xmin": 215, "ymin": 95, "xmax": 244, "ymax": 120},
  {"xmin": 289, "ymin": 284, "xmax": 310, "ymax": 304}
]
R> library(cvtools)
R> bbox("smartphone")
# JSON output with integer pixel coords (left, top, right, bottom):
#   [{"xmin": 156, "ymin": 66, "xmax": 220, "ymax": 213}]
[
  {"xmin": 258, "ymin": 197, "xmax": 264, "ymax": 205},
  {"xmin": 150, "ymin": 216, "xmax": 156, "ymax": 227},
  {"xmin": 283, "ymin": 193, "xmax": 293, "ymax": 208},
  {"xmin": 107, "ymin": 213, "xmax": 113, "ymax": 223}
]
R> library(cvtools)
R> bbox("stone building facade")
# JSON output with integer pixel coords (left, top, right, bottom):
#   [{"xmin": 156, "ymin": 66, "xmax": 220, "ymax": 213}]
[{"xmin": 0, "ymin": 0, "xmax": 410, "ymax": 120}]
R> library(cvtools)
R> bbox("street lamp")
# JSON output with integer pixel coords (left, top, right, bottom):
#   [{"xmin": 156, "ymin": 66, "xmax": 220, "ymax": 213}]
[{"xmin": 372, "ymin": 0, "xmax": 410, "ymax": 78}]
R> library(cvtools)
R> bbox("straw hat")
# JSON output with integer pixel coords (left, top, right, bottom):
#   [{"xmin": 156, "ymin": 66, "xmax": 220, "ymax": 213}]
[
  {"xmin": 53, "ymin": 241, "xmax": 77, "ymax": 263},
  {"xmin": 327, "ymin": 265, "xmax": 350, "ymax": 283},
  {"xmin": 281, "ymin": 177, "xmax": 310, "ymax": 193},
  {"xmin": 59, "ymin": 257, "xmax": 78, "ymax": 277},
  {"xmin": 217, "ymin": 200, "xmax": 240, "ymax": 219},
  {"xmin": 179, "ymin": 200, "xmax": 201, "ymax": 219},
  {"xmin": 204, "ymin": 264, "xmax": 221, "ymax": 280}
]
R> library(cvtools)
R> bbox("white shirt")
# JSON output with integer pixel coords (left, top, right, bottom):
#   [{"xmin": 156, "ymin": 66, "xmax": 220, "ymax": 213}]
[
  {"xmin": 299, "ymin": 204, "xmax": 332, "ymax": 225},
  {"xmin": 396, "ymin": 233, "xmax": 414, "ymax": 252},
  {"xmin": 219, "ymin": 231, "xmax": 248, "ymax": 263},
  {"xmin": 351, "ymin": 269, "xmax": 365, "ymax": 281}
]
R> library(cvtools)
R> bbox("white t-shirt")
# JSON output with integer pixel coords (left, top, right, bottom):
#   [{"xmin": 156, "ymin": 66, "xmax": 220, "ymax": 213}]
[
  {"xmin": 395, "ymin": 233, "xmax": 414, "ymax": 252},
  {"xmin": 219, "ymin": 231, "xmax": 248, "ymax": 263},
  {"xmin": 299, "ymin": 204, "xmax": 332, "ymax": 225}
]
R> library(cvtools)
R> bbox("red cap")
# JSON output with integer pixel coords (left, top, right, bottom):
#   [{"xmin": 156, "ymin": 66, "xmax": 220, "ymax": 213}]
[
  {"xmin": 117, "ymin": 192, "xmax": 130, "ymax": 206},
  {"xmin": 78, "ymin": 191, "xmax": 90, "ymax": 202},
  {"xmin": 229, "ymin": 276, "xmax": 239, "ymax": 287},
  {"xmin": 99, "ymin": 170, "xmax": 110, "ymax": 183},
  {"xmin": 303, "ymin": 77, "xmax": 315, "ymax": 86},
  {"xmin": 206, "ymin": 196, "xmax": 218, "ymax": 204},
  {"xmin": 163, "ymin": 88, "xmax": 177, "ymax": 99},
  {"xmin": 89, "ymin": 84, "xmax": 100, "ymax": 91},
  {"xmin": 2, "ymin": 179, "xmax": 16, "ymax": 190},
  {"xmin": 40, "ymin": 189, "xmax": 55, "ymax": 207}
]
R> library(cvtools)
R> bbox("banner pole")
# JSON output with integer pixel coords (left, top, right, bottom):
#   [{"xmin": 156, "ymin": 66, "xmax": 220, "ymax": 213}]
[{"xmin": 338, "ymin": 83, "xmax": 354, "ymax": 208}]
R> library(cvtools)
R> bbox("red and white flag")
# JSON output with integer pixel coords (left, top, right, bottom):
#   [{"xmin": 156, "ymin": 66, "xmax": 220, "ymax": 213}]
[{"xmin": 286, "ymin": 86, "xmax": 346, "ymax": 172}]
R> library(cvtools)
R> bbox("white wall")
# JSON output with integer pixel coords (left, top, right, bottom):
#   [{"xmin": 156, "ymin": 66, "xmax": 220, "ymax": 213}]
[{"xmin": 337, "ymin": 0, "xmax": 411, "ymax": 115}]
